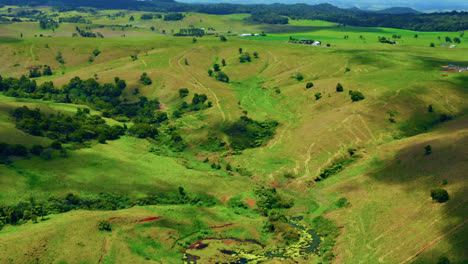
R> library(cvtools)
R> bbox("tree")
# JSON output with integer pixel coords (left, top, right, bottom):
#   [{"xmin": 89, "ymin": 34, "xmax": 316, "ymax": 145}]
[
  {"xmin": 430, "ymin": 42, "xmax": 435, "ymax": 47},
  {"xmin": 192, "ymin": 38, "xmax": 197, "ymax": 43},
  {"xmin": 150, "ymin": 26, "xmax": 155, "ymax": 31},
  {"xmin": 314, "ymin": 93, "xmax": 322, "ymax": 100},
  {"xmin": 453, "ymin": 37, "xmax": 461, "ymax": 44},
  {"xmin": 220, "ymin": 36, "xmax": 227, "ymax": 42},
  {"xmin": 239, "ymin": 48, "xmax": 243, "ymax": 54},
  {"xmin": 336, "ymin": 83, "xmax": 344, "ymax": 92},
  {"xmin": 29, "ymin": 68, "xmax": 41, "ymax": 78},
  {"xmin": 43, "ymin": 65, "xmax": 53, "ymax": 76},
  {"xmin": 414, "ymin": 34, "xmax": 418, "ymax": 38},
  {"xmin": 431, "ymin": 189, "xmax": 449, "ymax": 203},
  {"xmin": 239, "ymin": 52, "xmax": 251, "ymax": 63},
  {"xmin": 179, "ymin": 88, "xmax": 189, "ymax": 98},
  {"xmin": 437, "ymin": 257, "xmax": 450, "ymax": 264},
  {"xmin": 424, "ymin": 145, "xmax": 432, "ymax": 155},
  {"xmin": 306, "ymin": 82, "xmax": 314, "ymax": 89},
  {"xmin": 50, "ymin": 141, "xmax": 62, "ymax": 150},
  {"xmin": 207, "ymin": 69, "xmax": 213, "ymax": 77},
  {"xmin": 140, "ymin": 72, "xmax": 152, "ymax": 85},
  {"xmin": 292, "ymin": 73, "xmax": 303, "ymax": 81},
  {"xmin": 428, "ymin": 104, "xmax": 433, "ymax": 113},
  {"xmin": 445, "ymin": 36, "xmax": 452, "ymax": 43},
  {"xmin": 30, "ymin": 145, "xmax": 44, "ymax": 156},
  {"xmin": 222, "ymin": 59, "xmax": 226, "ymax": 66},
  {"xmin": 129, "ymin": 16, "xmax": 134, "ymax": 21},
  {"xmin": 215, "ymin": 72, "xmax": 229, "ymax": 83},
  {"xmin": 184, "ymin": 58, "xmax": 189, "ymax": 65},
  {"xmin": 93, "ymin": 49, "xmax": 101, "ymax": 57},
  {"xmin": 349, "ymin": 90, "xmax": 365, "ymax": 102},
  {"xmin": 98, "ymin": 220, "xmax": 112, "ymax": 231},
  {"xmin": 213, "ymin": 63, "xmax": 220, "ymax": 72},
  {"xmin": 253, "ymin": 51, "xmax": 259, "ymax": 58},
  {"xmin": 128, "ymin": 123, "xmax": 158, "ymax": 138}
]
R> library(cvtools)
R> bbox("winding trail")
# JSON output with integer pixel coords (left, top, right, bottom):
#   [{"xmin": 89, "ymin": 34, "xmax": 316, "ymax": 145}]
[
  {"xmin": 173, "ymin": 51, "xmax": 227, "ymax": 121},
  {"xmin": 400, "ymin": 218, "xmax": 468, "ymax": 264}
]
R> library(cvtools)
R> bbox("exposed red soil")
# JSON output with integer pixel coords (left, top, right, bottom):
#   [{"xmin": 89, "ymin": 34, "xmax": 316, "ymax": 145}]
[
  {"xmin": 270, "ymin": 182, "xmax": 278, "ymax": 187},
  {"xmin": 211, "ymin": 223, "xmax": 234, "ymax": 229},
  {"xmin": 135, "ymin": 217, "xmax": 162, "ymax": 223},
  {"xmin": 188, "ymin": 237, "xmax": 216, "ymax": 249},
  {"xmin": 244, "ymin": 198, "xmax": 256, "ymax": 208},
  {"xmin": 223, "ymin": 239, "xmax": 236, "ymax": 245},
  {"xmin": 220, "ymin": 197, "xmax": 228, "ymax": 203},
  {"xmin": 441, "ymin": 74, "xmax": 449, "ymax": 77},
  {"xmin": 442, "ymin": 68, "xmax": 457, "ymax": 72},
  {"xmin": 98, "ymin": 238, "xmax": 107, "ymax": 263}
]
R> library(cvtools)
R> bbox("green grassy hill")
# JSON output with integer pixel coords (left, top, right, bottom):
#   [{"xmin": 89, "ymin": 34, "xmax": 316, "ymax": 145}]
[{"xmin": 0, "ymin": 9, "xmax": 467, "ymax": 264}]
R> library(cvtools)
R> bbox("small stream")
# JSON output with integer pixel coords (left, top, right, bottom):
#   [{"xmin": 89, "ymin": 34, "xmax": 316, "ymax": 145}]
[{"xmin": 183, "ymin": 216, "xmax": 322, "ymax": 263}]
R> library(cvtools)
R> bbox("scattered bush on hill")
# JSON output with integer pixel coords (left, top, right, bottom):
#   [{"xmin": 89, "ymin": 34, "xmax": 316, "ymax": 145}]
[
  {"xmin": 98, "ymin": 220, "xmax": 112, "ymax": 231},
  {"xmin": 140, "ymin": 72, "xmax": 152, "ymax": 85},
  {"xmin": 336, "ymin": 83, "xmax": 344, "ymax": 92},
  {"xmin": 431, "ymin": 188, "xmax": 449, "ymax": 203},
  {"xmin": 223, "ymin": 116, "xmax": 278, "ymax": 151},
  {"xmin": 349, "ymin": 90, "xmax": 365, "ymax": 102}
]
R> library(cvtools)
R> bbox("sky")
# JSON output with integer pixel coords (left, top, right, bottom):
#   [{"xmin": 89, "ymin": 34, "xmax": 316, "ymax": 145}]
[{"xmin": 176, "ymin": 0, "xmax": 468, "ymax": 12}]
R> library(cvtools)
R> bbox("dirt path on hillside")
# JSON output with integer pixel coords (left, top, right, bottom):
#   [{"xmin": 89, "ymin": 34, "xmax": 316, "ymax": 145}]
[
  {"xmin": 171, "ymin": 51, "xmax": 227, "ymax": 121},
  {"xmin": 400, "ymin": 218, "xmax": 468, "ymax": 264}
]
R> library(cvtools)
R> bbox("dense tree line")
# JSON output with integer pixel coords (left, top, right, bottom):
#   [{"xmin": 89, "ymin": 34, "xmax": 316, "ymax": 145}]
[
  {"xmin": 174, "ymin": 28, "xmax": 205, "ymax": 37},
  {"xmin": 163, "ymin": 12, "xmax": 184, "ymax": 21},
  {"xmin": 12, "ymin": 106, "xmax": 125, "ymax": 144},
  {"xmin": 3, "ymin": 0, "xmax": 467, "ymax": 31},
  {"xmin": 0, "ymin": 188, "xmax": 219, "ymax": 229},
  {"xmin": 59, "ymin": 15, "xmax": 87, "ymax": 23},
  {"xmin": 247, "ymin": 11, "xmax": 289, "ymax": 25}
]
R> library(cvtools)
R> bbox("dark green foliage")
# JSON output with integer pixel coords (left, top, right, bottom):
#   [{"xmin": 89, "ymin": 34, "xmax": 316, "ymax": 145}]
[
  {"xmin": 253, "ymin": 52, "xmax": 259, "ymax": 58},
  {"xmin": 428, "ymin": 104, "xmax": 434, "ymax": 113},
  {"xmin": 39, "ymin": 18, "xmax": 58, "ymax": 30},
  {"xmin": 129, "ymin": 16, "xmax": 134, "ymax": 21},
  {"xmin": 247, "ymin": 11, "xmax": 289, "ymax": 24},
  {"xmin": 128, "ymin": 123, "xmax": 158, "ymax": 139},
  {"xmin": 140, "ymin": 72, "xmax": 152, "ymax": 85},
  {"xmin": 164, "ymin": 13, "xmax": 184, "ymax": 21},
  {"xmin": 215, "ymin": 71, "xmax": 229, "ymax": 83},
  {"xmin": 314, "ymin": 92, "xmax": 322, "ymax": 100},
  {"xmin": 239, "ymin": 52, "xmax": 251, "ymax": 63},
  {"xmin": 224, "ymin": 116, "xmax": 278, "ymax": 150},
  {"xmin": 425, "ymin": 145, "xmax": 432, "ymax": 155},
  {"xmin": 336, "ymin": 83, "xmax": 344, "ymax": 92},
  {"xmin": 43, "ymin": 65, "xmax": 52, "ymax": 76},
  {"xmin": 12, "ymin": 106, "xmax": 125, "ymax": 144},
  {"xmin": 140, "ymin": 14, "xmax": 153, "ymax": 20},
  {"xmin": 349, "ymin": 90, "xmax": 365, "ymax": 102},
  {"xmin": 292, "ymin": 73, "xmax": 304, "ymax": 81},
  {"xmin": 336, "ymin": 198, "xmax": 350, "ymax": 208},
  {"xmin": 174, "ymin": 28, "xmax": 205, "ymax": 37},
  {"xmin": 29, "ymin": 68, "xmax": 41, "ymax": 78},
  {"xmin": 239, "ymin": 48, "xmax": 243, "ymax": 54},
  {"xmin": 10, "ymin": 144, "xmax": 28, "ymax": 156},
  {"xmin": 310, "ymin": 216, "xmax": 340, "ymax": 262},
  {"xmin": 179, "ymin": 88, "xmax": 189, "ymax": 98},
  {"xmin": 219, "ymin": 36, "xmax": 227, "ymax": 42},
  {"xmin": 207, "ymin": 69, "xmax": 213, "ymax": 77},
  {"xmin": 56, "ymin": 52, "xmax": 65, "ymax": 64},
  {"xmin": 306, "ymin": 82, "xmax": 314, "ymax": 89},
  {"xmin": 437, "ymin": 257, "xmax": 450, "ymax": 264},
  {"xmin": 316, "ymin": 157, "xmax": 356, "ymax": 181},
  {"xmin": 430, "ymin": 42, "xmax": 435, "ymax": 47},
  {"xmin": 254, "ymin": 187, "xmax": 293, "ymax": 216},
  {"xmin": 92, "ymin": 49, "xmax": 101, "ymax": 57},
  {"xmin": 213, "ymin": 63, "xmax": 220, "ymax": 72},
  {"xmin": 0, "ymin": 190, "xmax": 219, "ymax": 229},
  {"xmin": 98, "ymin": 220, "xmax": 112, "ymax": 231},
  {"xmin": 431, "ymin": 189, "xmax": 449, "ymax": 203},
  {"xmin": 378, "ymin": 36, "xmax": 397, "ymax": 44},
  {"xmin": 30, "ymin": 145, "xmax": 44, "ymax": 155},
  {"xmin": 221, "ymin": 59, "xmax": 226, "ymax": 66}
]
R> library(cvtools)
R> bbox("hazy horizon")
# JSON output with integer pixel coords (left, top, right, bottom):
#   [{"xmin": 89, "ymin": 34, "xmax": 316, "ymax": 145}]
[{"xmin": 176, "ymin": 0, "xmax": 468, "ymax": 12}]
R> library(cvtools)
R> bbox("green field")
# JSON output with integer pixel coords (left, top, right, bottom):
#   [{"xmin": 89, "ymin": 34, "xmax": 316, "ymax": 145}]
[{"xmin": 0, "ymin": 7, "xmax": 467, "ymax": 264}]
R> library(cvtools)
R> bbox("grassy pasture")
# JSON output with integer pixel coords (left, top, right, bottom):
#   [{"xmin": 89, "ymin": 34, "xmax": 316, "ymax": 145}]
[{"xmin": 0, "ymin": 11, "xmax": 467, "ymax": 264}]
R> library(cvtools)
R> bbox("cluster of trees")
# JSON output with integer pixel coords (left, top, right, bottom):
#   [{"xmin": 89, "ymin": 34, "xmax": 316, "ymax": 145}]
[
  {"xmin": 0, "ymin": 140, "xmax": 68, "ymax": 164},
  {"xmin": 141, "ymin": 13, "xmax": 161, "ymax": 20},
  {"xmin": 39, "ymin": 18, "xmax": 58, "ymax": 29},
  {"xmin": 163, "ymin": 13, "xmax": 184, "ymax": 21},
  {"xmin": 0, "ymin": 75, "xmax": 164, "ymax": 125},
  {"xmin": 223, "ymin": 116, "xmax": 278, "ymax": 150},
  {"xmin": 174, "ymin": 90, "xmax": 212, "ymax": 117},
  {"xmin": 140, "ymin": 72, "xmax": 152, "ymax": 85},
  {"xmin": 247, "ymin": 11, "xmax": 289, "ymax": 24},
  {"xmin": 174, "ymin": 28, "xmax": 205, "ymax": 37},
  {"xmin": 208, "ymin": 62, "xmax": 230, "ymax": 83},
  {"xmin": 59, "ymin": 15, "xmax": 87, "ymax": 23},
  {"xmin": 12, "ymin": 106, "xmax": 125, "ymax": 144},
  {"xmin": 315, "ymin": 155, "xmax": 356, "ymax": 181},
  {"xmin": 29, "ymin": 65, "xmax": 53, "ymax": 78},
  {"xmin": 0, "ymin": 188, "xmax": 219, "ymax": 229},
  {"xmin": 349, "ymin": 90, "xmax": 365, "ymax": 102},
  {"xmin": 75, "ymin": 26, "xmax": 103, "ymax": 38},
  {"xmin": 378, "ymin": 36, "xmax": 397, "ymax": 44},
  {"xmin": 431, "ymin": 189, "xmax": 449, "ymax": 203}
]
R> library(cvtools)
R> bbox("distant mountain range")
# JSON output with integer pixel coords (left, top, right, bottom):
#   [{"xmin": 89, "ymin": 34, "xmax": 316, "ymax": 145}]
[{"xmin": 177, "ymin": 0, "xmax": 467, "ymax": 12}]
